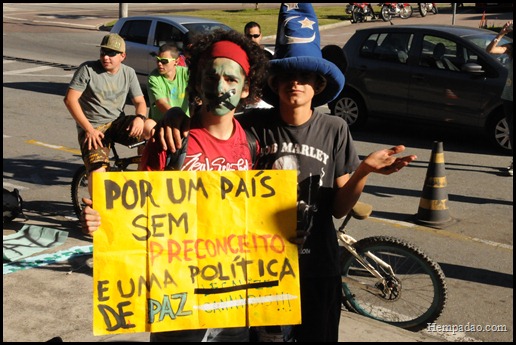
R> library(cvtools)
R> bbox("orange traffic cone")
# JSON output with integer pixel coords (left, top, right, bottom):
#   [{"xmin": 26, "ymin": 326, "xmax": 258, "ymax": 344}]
[{"xmin": 415, "ymin": 141, "xmax": 454, "ymax": 229}]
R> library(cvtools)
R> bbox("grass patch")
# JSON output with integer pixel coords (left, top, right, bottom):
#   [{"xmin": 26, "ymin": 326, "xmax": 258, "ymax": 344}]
[
  {"xmin": 104, "ymin": 6, "xmax": 353, "ymax": 36},
  {"xmin": 104, "ymin": 4, "xmax": 463, "ymax": 36}
]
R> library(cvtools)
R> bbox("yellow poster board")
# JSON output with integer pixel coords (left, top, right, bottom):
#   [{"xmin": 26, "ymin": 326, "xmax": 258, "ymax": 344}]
[{"xmin": 92, "ymin": 170, "xmax": 300, "ymax": 335}]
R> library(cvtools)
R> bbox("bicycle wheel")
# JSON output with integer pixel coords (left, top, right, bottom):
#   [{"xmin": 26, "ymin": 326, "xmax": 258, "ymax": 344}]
[
  {"xmin": 71, "ymin": 165, "xmax": 89, "ymax": 219},
  {"xmin": 340, "ymin": 236, "xmax": 447, "ymax": 331}
]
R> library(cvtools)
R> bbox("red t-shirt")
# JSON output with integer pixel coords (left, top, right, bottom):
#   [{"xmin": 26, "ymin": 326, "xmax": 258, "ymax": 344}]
[
  {"xmin": 139, "ymin": 118, "xmax": 254, "ymax": 171},
  {"xmin": 177, "ymin": 55, "xmax": 187, "ymax": 67}
]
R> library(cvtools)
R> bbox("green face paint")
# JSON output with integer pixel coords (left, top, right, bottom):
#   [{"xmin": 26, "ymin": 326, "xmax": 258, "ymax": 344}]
[{"xmin": 201, "ymin": 58, "xmax": 246, "ymax": 116}]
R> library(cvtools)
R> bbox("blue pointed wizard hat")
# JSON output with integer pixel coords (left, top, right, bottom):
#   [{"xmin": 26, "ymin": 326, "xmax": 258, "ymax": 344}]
[{"xmin": 262, "ymin": 3, "xmax": 345, "ymax": 108}]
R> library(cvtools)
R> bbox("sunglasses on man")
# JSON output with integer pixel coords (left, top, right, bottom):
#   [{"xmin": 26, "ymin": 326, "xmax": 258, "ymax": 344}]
[
  {"xmin": 246, "ymin": 34, "xmax": 261, "ymax": 39},
  {"xmin": 155, "ymin": 56, "xmax": 177, "ymax": 65},
  {"xmin": 100, "ymin": 49, "xmax": 121, "ymax": 57}
]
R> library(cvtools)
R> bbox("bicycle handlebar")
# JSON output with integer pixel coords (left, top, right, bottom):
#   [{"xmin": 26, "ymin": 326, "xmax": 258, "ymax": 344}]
[{"xmin": 127, "ymin": 141, "xmax": 147, "ymax": 149}]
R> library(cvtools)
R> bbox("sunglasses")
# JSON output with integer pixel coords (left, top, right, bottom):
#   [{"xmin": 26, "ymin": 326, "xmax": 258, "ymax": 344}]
[
  {"xmin": 155, "ymin": 56, "xmax": 177, "ymax": 65},
  {"xmin": 246, "ymin": 34, "xmax": 261, "ymax": 39},
  {"xmin": 100, "ymin": 49, "xmax": 120, "ymax": 57}
]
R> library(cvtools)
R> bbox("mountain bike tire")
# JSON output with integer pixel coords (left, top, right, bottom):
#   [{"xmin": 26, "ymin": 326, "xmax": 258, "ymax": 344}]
[
  {"xmin": 340, "ymin": 236, "xmax": 447, "ymax": 331},
  {"xmin": 70, "ymin": 159, "xmax": 139, "ymax": 219},
  {"xmin": 71, "ymin": 165, "xmax": 89, "ymax": 219}
]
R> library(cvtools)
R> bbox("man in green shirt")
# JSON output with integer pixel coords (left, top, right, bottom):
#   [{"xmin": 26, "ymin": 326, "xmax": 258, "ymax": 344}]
[{"xmin": 148, "ymin": 43, "xmax": 190, "ymax": 121}]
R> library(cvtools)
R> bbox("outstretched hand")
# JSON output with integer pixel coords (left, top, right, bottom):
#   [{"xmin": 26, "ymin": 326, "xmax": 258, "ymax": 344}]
[{"xmin": 363, "ymin": 145, "xmax": 417, "ymax": 175}]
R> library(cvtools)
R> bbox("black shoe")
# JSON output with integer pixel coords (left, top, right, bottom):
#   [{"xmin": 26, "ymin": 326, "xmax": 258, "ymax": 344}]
[{"xmin": 46, "ymin": 337, "xmax": 63, "ymax": 342}]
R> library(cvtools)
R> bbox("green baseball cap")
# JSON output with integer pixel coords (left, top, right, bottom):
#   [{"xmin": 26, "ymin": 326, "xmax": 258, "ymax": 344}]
[{"xmin": 99, "ymin": 33, "xmax": 126, "ymax": 53}]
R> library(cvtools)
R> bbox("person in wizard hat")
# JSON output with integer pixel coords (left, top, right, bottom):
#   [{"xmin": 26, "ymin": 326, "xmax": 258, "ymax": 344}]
[
  {"xmin": 146, "ymin": 3, "xmax": 417, "ymax": 342},
  {"xmin": 238, "ymin": 3, "xmax": 417, "ymax": 342}
]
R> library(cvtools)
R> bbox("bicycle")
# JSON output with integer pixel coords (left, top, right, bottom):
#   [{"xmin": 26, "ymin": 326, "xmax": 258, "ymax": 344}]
[
  {"xmin": 338, "ymin": 201, "xmax": 447, "ymax": 331},
  {"xmin": 70, "ymin": 140, "xmax": 146, "ymax": 219}
]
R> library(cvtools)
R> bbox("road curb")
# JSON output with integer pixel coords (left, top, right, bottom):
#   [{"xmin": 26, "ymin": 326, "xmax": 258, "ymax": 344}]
[{"xmin": 263, "ymin": 20, "xmax": 352, "ymax": 42}]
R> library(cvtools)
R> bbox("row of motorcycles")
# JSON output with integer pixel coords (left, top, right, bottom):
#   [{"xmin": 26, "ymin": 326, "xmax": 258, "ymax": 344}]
[{"xmin": 346, "ymin": 3, "xmax": 438, "ymax": 23}]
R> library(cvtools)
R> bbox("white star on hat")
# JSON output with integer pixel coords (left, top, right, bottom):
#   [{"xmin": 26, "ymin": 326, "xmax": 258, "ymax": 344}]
[{"xmin": 298, "ymin": 17, "xmax": 315, "ymax": 29}]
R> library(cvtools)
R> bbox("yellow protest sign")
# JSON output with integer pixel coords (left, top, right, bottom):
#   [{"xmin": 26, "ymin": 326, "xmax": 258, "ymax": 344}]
[{"xmin": 92, "ymin": 170, "xmax": 300, "ymax": 335}]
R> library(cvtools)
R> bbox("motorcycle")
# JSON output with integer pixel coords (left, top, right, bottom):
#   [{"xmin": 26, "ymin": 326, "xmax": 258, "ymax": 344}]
[
  {"xmin": 378, "ymin": 3, "xmax": 413, "ymax": 22},
  {"xmin": 346, "ymin": 3, "xmax": 377, "ymax": 23},
  {"xmin": 418, "ymin": 3, "xmax": 438, "ymax": 17}
]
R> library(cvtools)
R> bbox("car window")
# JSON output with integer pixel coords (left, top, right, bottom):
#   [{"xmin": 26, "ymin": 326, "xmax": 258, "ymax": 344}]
[
  {"xmin": 359, "ymin": 32, "xmax": 412, "ymax": 64},
  {"xmin": 154, "ymin": 21, "xmax": 183, "ymax": 47},
  {"xmin": 118, "ymin": 19, "xmax": 151, "ymax": 45},
  {"xmin": 419, "ymin": 35, "xmax": 461, "ymax": 72},
  {"xmin": 183, "ymin": 23, "xmax": 231, "ymax": 35},
  {"xmin": 465, "ymin": 33, "xmax": 512, "ymax": 65}
]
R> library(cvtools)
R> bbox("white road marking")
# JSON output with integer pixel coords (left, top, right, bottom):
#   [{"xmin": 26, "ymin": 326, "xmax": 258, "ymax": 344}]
[
  {"xmin": 368, "ymin": 216, "xmax": 513, "ymax": 251},
  {"xmin": 4, "ymin": 65, "xmax": 54, "ymax": 75},
  {"xmin": 2, "ymin": 182, "xmax": 29, "ymax": 191}
]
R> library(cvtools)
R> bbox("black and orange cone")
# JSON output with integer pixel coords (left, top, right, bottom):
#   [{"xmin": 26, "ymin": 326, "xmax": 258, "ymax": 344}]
[{"xmin": 415, "ymin": 141, "xmax": 454, "ymax": 229}]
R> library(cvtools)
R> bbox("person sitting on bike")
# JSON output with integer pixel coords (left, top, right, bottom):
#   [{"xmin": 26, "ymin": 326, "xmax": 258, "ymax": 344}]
[{"xmin": 64, "ymin": 33, "xmax": 148, "ymax": 197}]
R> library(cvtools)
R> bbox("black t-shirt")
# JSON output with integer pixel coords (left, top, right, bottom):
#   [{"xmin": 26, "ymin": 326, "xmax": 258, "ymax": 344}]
[{"xmin": 238, "ymin": 108, "xmax": 361, "ymax": 278}]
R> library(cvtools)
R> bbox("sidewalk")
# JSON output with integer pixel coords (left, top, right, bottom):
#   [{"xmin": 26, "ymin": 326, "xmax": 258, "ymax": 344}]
[
  {"xmin": 338, "ymin": 310, "xmax": 444, "ymax": 342},
  {"xmin": 103, "ymin": 310, "xmax": 446, "ymax": 342},
  {"xmin": 3, "ymin": 225, "xmax": 445, "ymax": 343}
]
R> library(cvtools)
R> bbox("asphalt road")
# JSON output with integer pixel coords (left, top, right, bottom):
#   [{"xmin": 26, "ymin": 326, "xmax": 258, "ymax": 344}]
[{"xmin": 3, "ymin": 3, "xmax": 513, "ymax": 342}]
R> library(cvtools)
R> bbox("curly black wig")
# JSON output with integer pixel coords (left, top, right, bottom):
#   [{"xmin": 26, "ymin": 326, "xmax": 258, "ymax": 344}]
[{"xmin": 186, "ymin": 29, "xmax": 269, "ymax": 108}]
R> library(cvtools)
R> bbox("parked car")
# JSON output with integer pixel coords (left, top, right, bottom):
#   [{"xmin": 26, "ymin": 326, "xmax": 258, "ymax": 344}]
[
  {"xmin": 110, "ymin": 15, "xmax": 232, "ymax": 86},
  {"xmin": 324, "ymin": 25, "xmax": 512, "ymax": 152}
]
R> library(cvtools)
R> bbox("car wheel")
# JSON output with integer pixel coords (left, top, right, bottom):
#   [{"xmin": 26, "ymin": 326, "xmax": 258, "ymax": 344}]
[
  {"xmin": 487, "ymin": 111, "xmax": 512, "ymax": 153},
  {"xmin": 329, "ymin": 90, "xmax": 367, "ymax": 129}
]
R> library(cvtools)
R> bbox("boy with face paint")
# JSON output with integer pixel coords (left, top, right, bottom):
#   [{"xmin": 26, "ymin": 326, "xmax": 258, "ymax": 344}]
[
  {"xmin": 137, "ymin": 29, "xmax": 267, "ymax": 172},
  {"xmin": 81, "ymin": 29, "xmax": 269, "ymax": 341}
]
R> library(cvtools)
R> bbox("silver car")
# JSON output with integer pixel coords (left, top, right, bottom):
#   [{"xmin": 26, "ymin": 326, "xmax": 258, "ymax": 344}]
[{"xmin": 110, "ymin": 15, "xmax": 232, "ymax": 86}]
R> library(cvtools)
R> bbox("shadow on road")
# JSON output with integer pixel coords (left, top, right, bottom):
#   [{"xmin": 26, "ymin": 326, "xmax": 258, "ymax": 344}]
[
  {"xmin": 349, "ymin": 118, "xmax": 510, "ymax": 157},
  {"xmin": 439, "ymin": 262, "xmax": 513, "ymax": 289},
  {"xmin": 3, "ymin": 81, "xmax": 69, "ymax": 97}
]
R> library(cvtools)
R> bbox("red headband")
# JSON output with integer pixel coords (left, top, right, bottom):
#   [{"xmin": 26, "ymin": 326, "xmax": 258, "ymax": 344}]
[{"xmin": 209, "ymin": 41, "xmax": 250, "ymax": 76}]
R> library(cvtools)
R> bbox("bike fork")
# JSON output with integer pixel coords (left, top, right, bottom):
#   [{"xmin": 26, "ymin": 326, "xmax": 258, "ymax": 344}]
[{"xmin": 339, "ymin": 234, "xmax": 396, "ymax": 295}]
